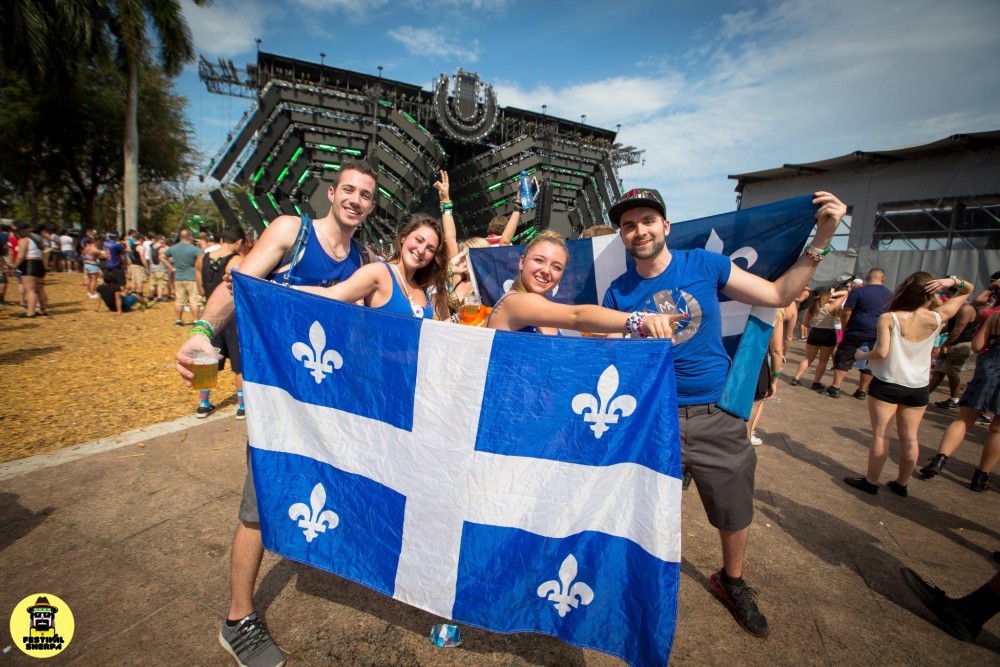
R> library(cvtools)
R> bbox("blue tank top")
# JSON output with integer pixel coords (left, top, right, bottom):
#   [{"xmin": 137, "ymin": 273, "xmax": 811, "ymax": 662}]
[
  {"xmin": 374, "ymin": 261, "xmax": 433, "ymax": 319},
  {"xmin": 487, "ymin": 292, "xmax": 560, "ymax": 335},
  {"xmin": 269, "ymin": 216, "xmax": 363, "ymax": 287}
]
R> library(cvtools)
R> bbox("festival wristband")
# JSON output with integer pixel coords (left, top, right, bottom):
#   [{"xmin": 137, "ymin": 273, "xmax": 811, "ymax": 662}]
[{"xmin": 191, "ymin": 319, "xmax": 215, "ymax": 338}]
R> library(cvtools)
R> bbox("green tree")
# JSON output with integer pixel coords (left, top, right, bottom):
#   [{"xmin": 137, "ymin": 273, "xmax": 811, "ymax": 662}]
[{"xmin": 108, "ymin": 0, "xmax": 212, "ymax": 235}]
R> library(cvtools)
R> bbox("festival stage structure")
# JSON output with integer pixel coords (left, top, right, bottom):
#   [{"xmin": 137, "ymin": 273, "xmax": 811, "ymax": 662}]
[{"xmin": 199, "ymin": 52, "xmax": 643, "ymax": 248}]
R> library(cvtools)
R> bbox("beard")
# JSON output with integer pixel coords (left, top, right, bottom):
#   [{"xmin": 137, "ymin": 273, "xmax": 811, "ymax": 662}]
[{"xmin": 628, "ymin": 236, "xmax": 665, "ymax": 260}]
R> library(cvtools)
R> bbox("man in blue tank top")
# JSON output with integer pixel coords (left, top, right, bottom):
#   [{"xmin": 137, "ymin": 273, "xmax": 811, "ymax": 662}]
[
  {"xmin": 602, "ymin": 187, "xmax": 846, "ymax": 639},
  {"xmin": 174, "ymin": 159, "xmax": 378, "ymax": 667}
]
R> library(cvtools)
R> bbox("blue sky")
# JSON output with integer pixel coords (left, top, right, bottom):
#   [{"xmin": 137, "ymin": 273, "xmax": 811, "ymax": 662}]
[{"xmin": 177, "ymin": 0, "xmax": 1000, "ymax": 221}]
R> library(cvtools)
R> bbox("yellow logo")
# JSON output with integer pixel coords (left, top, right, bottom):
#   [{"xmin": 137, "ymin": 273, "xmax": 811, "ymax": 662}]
[{"xmin": 9, "ymin": 594, "xmax": 74, "ymax": 658}]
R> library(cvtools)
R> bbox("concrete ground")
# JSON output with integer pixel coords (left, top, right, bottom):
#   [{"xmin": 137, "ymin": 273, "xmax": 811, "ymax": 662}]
[{"xmin": 2, "ymin": 341, "xmax": 998, "ymax": 666}]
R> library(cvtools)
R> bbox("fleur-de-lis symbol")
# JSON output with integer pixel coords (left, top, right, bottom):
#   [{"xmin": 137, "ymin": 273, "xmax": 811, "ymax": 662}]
[
  {"xmin": 292, "ymin": 321, "xmax": 343, "ymax": 384},
  {"xmin": 537, "ymin": 554, "xmax": 594, "ymax": 618},
  {"xmin": 572, "ymin": 365, "xmax": 636, "ymax": 439},
  {"xmin": 288, "ymin": 483, "xmax": 340, "ymax": 543}
]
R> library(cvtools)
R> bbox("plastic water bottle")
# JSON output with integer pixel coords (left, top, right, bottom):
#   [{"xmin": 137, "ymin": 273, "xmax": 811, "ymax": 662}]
[
  {"xmin": 518, "ymin": 171, "xmax": 536, "ymax": 210},
  {"xmin": 856, "ymin": 342, "xmax": 869, "ymax": 371}
]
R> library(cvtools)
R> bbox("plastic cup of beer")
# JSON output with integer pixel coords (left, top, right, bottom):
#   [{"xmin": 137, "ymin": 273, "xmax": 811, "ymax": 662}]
[
  {"xmin": 190, "ymin": 347, "xmax": 221, "ymax": 390},
  {"xmin": 460, "ymin": 295, "xmax": 482, "ymax": 324}
]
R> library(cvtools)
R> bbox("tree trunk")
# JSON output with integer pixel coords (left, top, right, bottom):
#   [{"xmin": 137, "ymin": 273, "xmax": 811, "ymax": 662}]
[{"xmin": 123, "ymin": 57, "xmax": 140, "ymax": 236}]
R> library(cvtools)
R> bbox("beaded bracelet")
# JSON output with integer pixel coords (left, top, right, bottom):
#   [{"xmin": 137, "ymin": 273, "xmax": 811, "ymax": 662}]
[
  {"xmin": 803, "ymin": 244, "xmax": 832, "ymax": 263},
  {"xmin": 624, "ymin": 311, "xmax": 649, "ymax": 338},
  {"xmin": 189, "ymin": 326, "xmax": 212, "ymax": 339},
  {"xmin": 948, "ymin": 275, "xmax": 966, "ymax": 289},
  {"xmin": 192, "ymin": 319, "xmax": 216, "ymax": 338}
]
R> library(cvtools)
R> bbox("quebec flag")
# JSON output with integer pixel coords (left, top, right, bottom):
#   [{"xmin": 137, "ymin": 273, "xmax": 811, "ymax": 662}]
[
  {"xmin": 233, "ymin": 272, "xmax": 683, "ymax": 667},
  {"xmin": 470, "ymin": 196, "xmax": 819, "ymax": 419}
]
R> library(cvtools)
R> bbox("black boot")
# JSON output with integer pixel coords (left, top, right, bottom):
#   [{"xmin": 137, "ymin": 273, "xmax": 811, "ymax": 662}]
[
  {"xmin": 970, "ymin": 469, "xmax": 990, "ymax": 492},
  {"xmin": 918, "ymin": 454, "xmax": 949, "ymax": 479}
]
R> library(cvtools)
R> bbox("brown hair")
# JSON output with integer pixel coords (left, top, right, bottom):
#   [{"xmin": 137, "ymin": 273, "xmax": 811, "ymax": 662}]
[
  {"xmin": 486, "ymin": 216, "xmax": 509, "ymax": 236},
  {"xmin": 333, "ymin": 158, "xmax": 378, "ymax": 187},
  {"xmin": 579, "ymin": 225, "xmax": 616, "ymax": 239},
  {"xmin": 510, "ymin": 231, "xmax": 569, "ymax": 294},
  {"xmin": 886, "ymin": 271, "xmax": 934, "ymax": 312},
  {"xmin": 389, "ymin": 213, "xmax": 450, "ymax": 319},
  {"xmin": 806, "ymin": 286, "xmax": 832, "ymax": 322}
]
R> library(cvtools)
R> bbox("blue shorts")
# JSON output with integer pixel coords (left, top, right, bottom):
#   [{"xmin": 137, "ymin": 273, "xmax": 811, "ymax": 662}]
[{"xmin": 121, "ymin": 294, "xmax": 138, "ymax": 312}]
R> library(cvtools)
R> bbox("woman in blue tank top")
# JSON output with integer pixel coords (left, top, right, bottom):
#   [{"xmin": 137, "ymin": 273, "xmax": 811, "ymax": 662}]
[
  {"xmin": 486, "ymin": 231, "xmax": 683, "ymax": 337},
  {"xmin": 296, "ymin": 214, "xmax": 449, "ymax": 320}
]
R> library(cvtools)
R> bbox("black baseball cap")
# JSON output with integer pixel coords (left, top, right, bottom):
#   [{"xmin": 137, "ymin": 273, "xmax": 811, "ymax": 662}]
[{"xmin": 608, "ymin": 188, "xmax": 667, "ymax": 226}]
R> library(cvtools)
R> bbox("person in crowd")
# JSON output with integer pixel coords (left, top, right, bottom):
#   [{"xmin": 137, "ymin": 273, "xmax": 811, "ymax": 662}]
[
  {"xmin": 823, "ymin": 268, "xmax": 892, "ymax": 399},
  {"xmin": 446, "ymin": 238, "xmax": 489, "ymax": 314},
  {"xmin": 747, "ymin": 311, "xmax": 787, "ymax": 446},
  {"xmin": 103, "ymin": 232, "xmax": 127, "ymax": 287},
  {"xmin": 14, "ymin": 223, "xmax": 49, "ymax": 317},
  {"xmin": 296, "ymin": 214, "xmax": 450, "ymax": 321},
  {"xmin": 600, "ymin": 187, "xmax": 847, "ymax": 638},
  {"xmin": 192, "ymin": 227, "xmax": 246, "ymax": 419},
  {"xmin": 485, "ymin": 230, "xmax": 680, "ymax": 337},
  {"xmin": 161, "ymin": 230, "xmax": 203, "ymax": 326},
  {"xmin": 128, "ymin": 232, "xmax": 148, "ymax": 295},
  {"xmin": 0, "ymin": 223, "xmax": 11, "ymax": 305},
  {"xmin": 80, "ymin": 235, "xmax": 104, "ymax": 299},
  {"xmin": 901, "ymin": 566, "xmax": 1000, "ymax": 643},
  {"xmin": 485, "ymin": 210, "xmax": 522, "ymax": 246},
  {"xmin": 146, "ymin": 235, "xmax": 169, "ymax": 302},
  {"xmin": 917, "ymin": 308, "xmax": 1000, "ymax": 491},
  {"xmin": 844, "ymin": 273, "xmax": 973, "ymax": 497},
  {"xmin": 790, "ymin": 287, "xmax": 846, "ymax": 390},
  {"xmin": 795, "ymin": 285, "xmax": 813, "ymax": 341},
  {"xmin": 971, "ymin": 270, "xmax": 1000, "ymax": 310},
  {"xmin": 59, "ymin": 230, "xmax": 77, "ymax": 272},
  {"xmin": 94, "ymin": 269, "xmax": 154, "ymax": 314},
  {"xmin": 175, "ymin": 159, "xmax": 378, "ymax": 667},
  {"xmin": 929, "ymin": 296, "xmax": 978, "ymax": 409}
]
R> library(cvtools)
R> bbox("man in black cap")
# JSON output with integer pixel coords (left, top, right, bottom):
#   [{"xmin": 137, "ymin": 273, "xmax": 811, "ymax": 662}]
[{"xmin": 602, "ymin": 187, "xmax": 847, "ymax": 637}]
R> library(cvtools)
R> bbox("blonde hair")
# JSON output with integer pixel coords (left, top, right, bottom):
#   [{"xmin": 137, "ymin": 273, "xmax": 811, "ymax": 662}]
[
  {"xmin": 460, "ymin": 236, "xmax": 489, "ymax": 251},
  {"xmin": 511, "ymin": 231, "xmax": 569, "ymax": 294}
]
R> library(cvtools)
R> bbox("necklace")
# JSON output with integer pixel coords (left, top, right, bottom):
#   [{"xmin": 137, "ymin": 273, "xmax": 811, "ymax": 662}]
[
  {"xmin": 317, "ymin": 218, "xmax": 348, "ymax": 261},
  {"xmin": 389, "ymin": 262, "xmax": 424, "ymax": 318}
]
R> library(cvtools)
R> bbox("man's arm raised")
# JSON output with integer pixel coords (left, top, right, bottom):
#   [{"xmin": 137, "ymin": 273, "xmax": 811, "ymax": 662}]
[
  {"xmin": 174, "ymin": 214, "xmax": 302, "ymax": 385},
  {"xmin": 722, "ymin": 191, "xmax": 846, "ymax": 308}
]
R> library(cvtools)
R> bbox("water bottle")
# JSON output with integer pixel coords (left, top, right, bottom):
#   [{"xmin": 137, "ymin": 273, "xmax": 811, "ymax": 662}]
[
  {"xmin": 856, "ymin": 342, "xmax": 869, "ymax": 371},
  {"xmin": 518, "ymin": 171, "xmax": 537, "ymax": 210}
]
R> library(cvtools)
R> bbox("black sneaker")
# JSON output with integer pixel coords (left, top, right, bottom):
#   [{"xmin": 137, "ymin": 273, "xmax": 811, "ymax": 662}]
[
  {"xmin": 709, "ymin": 571, "xmax": 770, "ymax": 637},
  {"xmin": 789, "ymin": 378, "xmax": 800, "ymax": 387},
  {"xmin": 196, "ymin": 404, "xmax": 217, "ymax": 419},
  {"xmin": 219, "ymin": 613, "xmax": 285, "ymax": 667},
  {"xmin": 844, "ymin": 477, "xmax": 878, "ymax": 494},
  {"xmin": 887, "ymin": 480, "xmax": 908, "ymax": 497},
  {"xmin": 821, "ymin": 386, "xmax": 842, "ymax": 398},
  {"xmin": 236, "ymin": 407, "xmax": 246, "ymax": 420},
  {"xmin": 810, "ymin": 382, "xmax": 825, "ymax": 392},
  {"xmin": 934, "ymin": 399, "xmax": 959, "ymax": 409},
  {"xmin": 852, "ymin": 390, "xmax": 867, "ymax": 400},
  {"xmin": 900, "ymin": 568, "xmax": 981, "ymax": 642}
]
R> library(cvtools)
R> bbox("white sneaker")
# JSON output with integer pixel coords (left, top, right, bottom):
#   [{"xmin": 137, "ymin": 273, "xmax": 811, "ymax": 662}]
[{"xmin": 750, "ymin": 432, "xmax": 763, "ymax": 446}]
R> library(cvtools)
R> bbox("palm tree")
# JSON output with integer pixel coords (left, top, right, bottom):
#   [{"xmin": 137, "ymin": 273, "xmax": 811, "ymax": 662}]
[
  {"xmin": 0, "ymin": 0, "xmax": 108, "ymax": 80},
  {"xmin": 110, "ymin": 0, "xmax": 211, "ymax": 234}
]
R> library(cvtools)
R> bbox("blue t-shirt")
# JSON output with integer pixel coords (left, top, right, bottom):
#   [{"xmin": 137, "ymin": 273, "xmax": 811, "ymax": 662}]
[
  {"xmin": 844, "ymin": 284, "xmax": 893, "ymax": 338},
  {"xmin": 603, "ymin": 249, "xmax": 732, "ymax": 405},
  {"xmin": 104, "ymin": 241, "xmax": 125, "ymax": 268}
]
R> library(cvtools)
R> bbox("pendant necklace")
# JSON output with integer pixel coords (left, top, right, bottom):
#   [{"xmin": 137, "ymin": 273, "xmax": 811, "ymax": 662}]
[
  {"xmin": 317, "ymin": 219, "xmax": 348, "ymax": 261},
  {"xmin": 390, "ymin": 262, "xmax": 424, "ymax": 318}
]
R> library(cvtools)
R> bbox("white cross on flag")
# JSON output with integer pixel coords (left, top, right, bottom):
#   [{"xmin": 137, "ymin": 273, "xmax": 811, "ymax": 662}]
[{"xmin": 234, "ymin": 273, "xmax": 683, "ymax": 667}]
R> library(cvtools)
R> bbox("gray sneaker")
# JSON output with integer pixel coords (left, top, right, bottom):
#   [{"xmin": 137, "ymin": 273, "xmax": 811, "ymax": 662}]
[{"xmin": 219, "ymin": 613, "xmax": 285, "ymax": 667}]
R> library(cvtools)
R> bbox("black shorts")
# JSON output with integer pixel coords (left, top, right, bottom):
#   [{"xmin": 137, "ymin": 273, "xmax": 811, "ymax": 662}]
[
  {"xmin": 211, "ymin": 323, "xmax": 243, "ymax": 375},
  {"xmin": 806, "ymin": 327, "xmax": 837, "ymax": 347},
  {"xmin": 19, "ymin": 259, "xmax": 46, "ymax": 278},
  {"xmin": 834, "ymin": 334, "xmax": 876, "ymax": 373},
  {"xmin": 868, "ymin": 377, "xmax": 929, "ymax": 407}
]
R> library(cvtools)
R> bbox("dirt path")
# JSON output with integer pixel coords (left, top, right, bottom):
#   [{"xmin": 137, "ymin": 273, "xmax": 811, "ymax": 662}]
[{"xmin": 0, "ymin": 272, "xmax": 237, "ymax": 463}]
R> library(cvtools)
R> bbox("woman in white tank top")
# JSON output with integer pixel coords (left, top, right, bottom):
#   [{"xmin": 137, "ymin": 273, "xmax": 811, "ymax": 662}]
[{"xmin": 844, "ymin": 272, "xmax": 974, "ymax": 497}]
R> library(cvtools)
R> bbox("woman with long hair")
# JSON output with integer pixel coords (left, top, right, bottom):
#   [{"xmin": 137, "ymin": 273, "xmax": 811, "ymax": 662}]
[
  {"xmin": 790, "ymin": 286, "xmax": 846, "ymax": 390},
  {"xmin": 296, "ymin": 214, "xmax": 450, "ymax": 320},
  {"xmin": 14, "ymin": 223, "xmax": 49, "ymax": 317},
  {"xmin": 485, "ymin": 231, "xmax": 682, "ymax": 337},
  {"xmin": 844, "ymin": 272, "xmax": 973, "ymax": 496},
  {"xmin": 81, "ymin": 235, "xmax": 104, "ymax": 299}
]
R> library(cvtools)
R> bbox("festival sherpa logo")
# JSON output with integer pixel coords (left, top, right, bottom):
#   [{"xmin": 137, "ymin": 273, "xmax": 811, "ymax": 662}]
[{"xmin": 9, "ymin": 594, "xmax": 75, "ymax": 658}]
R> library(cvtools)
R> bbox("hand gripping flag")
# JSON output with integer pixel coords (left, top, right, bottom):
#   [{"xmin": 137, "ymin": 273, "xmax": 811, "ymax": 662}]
[
  {"xmin": 233, "ymin": 272, "xmax": 683, "ymax": 667},
  {"xmin": 469, "ymin": 195, "xmax": 819, "ymax": 418}
]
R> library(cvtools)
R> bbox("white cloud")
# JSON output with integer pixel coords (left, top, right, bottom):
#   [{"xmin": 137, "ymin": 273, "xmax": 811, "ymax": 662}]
[
  {"xmin": 183, "ymin": 0, "xmax": 270, "ymax": 57},
  {"xmin": 387, "ymin": 26, "xmax": 480, "ymax": 62}
]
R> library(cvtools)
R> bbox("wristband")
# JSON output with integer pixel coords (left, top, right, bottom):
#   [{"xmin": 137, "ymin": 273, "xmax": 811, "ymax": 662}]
[
  {"xmin": 192, "ymin": 319, "xmax": 215, "ymax": 339},
  {"xmin": 948, "ymin": 275, "xmax": 965, "ymax": 289},
  {"xmin": 188, "ymin": 326, "xmax": 212, "ymax": 339},
  {"xmin": 772, "ymin": 371, "xmax": 781, "ymax": 378}
]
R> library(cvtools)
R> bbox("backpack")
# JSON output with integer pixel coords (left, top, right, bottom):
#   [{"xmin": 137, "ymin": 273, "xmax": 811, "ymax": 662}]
[{"xmin": 276, "ymin": 214, "xmax": 372, "ymax": 285}]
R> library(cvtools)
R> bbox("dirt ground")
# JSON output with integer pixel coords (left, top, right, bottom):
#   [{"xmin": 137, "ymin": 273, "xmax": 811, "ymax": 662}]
[{"xmin": 0, "ymin": 271, "xmax": 237, "ymax": 463}]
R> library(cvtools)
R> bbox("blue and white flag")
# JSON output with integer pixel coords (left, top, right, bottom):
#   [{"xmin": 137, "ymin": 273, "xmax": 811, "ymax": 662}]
[
  {"xmin": 233, "ymin": 272, "xmax": 683, "ymax": 667},
  {"xmin": 469, "ymin": 196, "xmax": 818, "ymax": 418}
]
